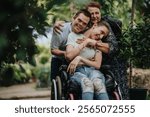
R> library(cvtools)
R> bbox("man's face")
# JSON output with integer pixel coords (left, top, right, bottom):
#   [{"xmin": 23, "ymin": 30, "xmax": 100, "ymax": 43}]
[
  {"xmin": 72, "ymin": 13, "xmax": 90, "ymax": 33},
  {"xmin": 88, "ymin": 7, "xmax": 101, "ymax": 25},
  {"xmin": 90, "ymin": 26, "xmax": 109, "ymax": 41}
]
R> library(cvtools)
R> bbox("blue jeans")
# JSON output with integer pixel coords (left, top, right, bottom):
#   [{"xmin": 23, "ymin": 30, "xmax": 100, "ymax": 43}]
[{"xmin": 70, "ymin": 66, "xmax": 109, "ymax": 100}]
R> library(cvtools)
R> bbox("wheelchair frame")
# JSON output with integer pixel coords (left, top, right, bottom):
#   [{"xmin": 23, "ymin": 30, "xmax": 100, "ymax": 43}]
[{"xmin": 51, "ymin": 65, "xmax": 122, "ymax": 100}]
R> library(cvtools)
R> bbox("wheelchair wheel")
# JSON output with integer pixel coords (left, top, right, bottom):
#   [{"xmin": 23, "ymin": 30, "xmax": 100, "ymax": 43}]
[
  {"xmin": 51, "ymin": 79, "xmax": 57, "ymax": 100},
  {"xmin": 56, "ymin": 76, "xmax": 62, "ymax": 100},
  {"xmin": 68, "ymin": 94, "xmax": 74, "ymax": 100},
  {"xmin": 113, "ymin": 91, "xmax": 121, "ymax": 100}
]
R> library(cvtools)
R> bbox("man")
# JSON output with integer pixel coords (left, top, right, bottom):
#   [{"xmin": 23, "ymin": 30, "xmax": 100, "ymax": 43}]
[{"xmin": 50, "ymin": 9, "xmax": 91, "ymax": 81}]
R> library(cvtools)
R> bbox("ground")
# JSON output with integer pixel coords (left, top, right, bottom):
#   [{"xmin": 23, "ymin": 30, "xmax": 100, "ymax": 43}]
[
  {"xmin": 0, "ymin": 82, "xmax": 50, "ymax": 100},
  {"xmin": 0, "ymin": 68, "xmax": 149, "ymax": 100}
]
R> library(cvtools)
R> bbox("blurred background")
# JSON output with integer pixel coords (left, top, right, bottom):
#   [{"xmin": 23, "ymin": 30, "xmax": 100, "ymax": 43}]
[{"xmin": 0, "ymin": 0, "xmax": 149, "ymax": 99}]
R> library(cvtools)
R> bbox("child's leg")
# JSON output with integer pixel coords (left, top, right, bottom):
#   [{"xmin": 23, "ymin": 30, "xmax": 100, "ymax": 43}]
[
  {"xmin": 81, "ymin": 77, "xmax": 94, "ymax": 100},
  {"xmin": 70, "ymin": 71, "xmax": 94, "ymax": 100},
  {"xmin": 89, "ymin": 70, "xmax": 109, "ymax": 100}
]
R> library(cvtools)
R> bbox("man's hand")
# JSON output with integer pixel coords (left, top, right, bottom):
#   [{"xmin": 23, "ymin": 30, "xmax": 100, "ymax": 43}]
[
  {"xmin": 67, "ymin": 56, "xmax": 81, "ymax": 74},
  {"xmin": 76, "ymin": 38, "xmax": 86, "ymax": 44},
  {"xmin": 53, "ymin": 21, "xmax": 65, "ymax": 34}
]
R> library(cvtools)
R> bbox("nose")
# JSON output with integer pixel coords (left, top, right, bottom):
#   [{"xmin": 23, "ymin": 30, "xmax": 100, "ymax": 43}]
[
  {"xmin": 100, "ymin": 34, "xmax": 104, "ymax": 39},
  {"xmin": 93, "ymin": 13, "xmax": 97, "ymax": 18}
]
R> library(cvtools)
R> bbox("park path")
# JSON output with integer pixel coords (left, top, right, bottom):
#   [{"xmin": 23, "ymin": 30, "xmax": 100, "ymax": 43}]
[{"xmin": 0, "ymin": 82, "xmax": 50, "ymax": 100}]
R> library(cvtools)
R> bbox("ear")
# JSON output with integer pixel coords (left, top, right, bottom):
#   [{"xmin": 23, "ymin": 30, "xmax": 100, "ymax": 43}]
[
  {"xmin": 73, "ymin": 13, "xmax": 78, "ymax": 20},
  {"xmin": 71, "ymin": 16, "xmax": 74, "ymax": 22},
  {"xmin": 72, "ymin": 14, "xmax": 77, "ymax": 22}
]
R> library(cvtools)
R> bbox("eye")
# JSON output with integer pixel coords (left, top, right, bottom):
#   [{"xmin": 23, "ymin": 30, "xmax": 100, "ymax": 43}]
[
  {"xmin": 95, "ymin": 12, "xmax": 99, "ymax": 15},
  {"xmin": 95, "ymin": 34, "xmax": 100, "ymax": 38},
  {"xmin": 78, "ymin": 19, "xmax": 82, "ymax": 22}
]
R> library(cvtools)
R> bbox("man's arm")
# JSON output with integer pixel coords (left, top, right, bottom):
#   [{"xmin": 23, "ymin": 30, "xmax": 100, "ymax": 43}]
[
  {"xmin": 65, "ymin": 43, "xmax": 85, "ymax": 61},
  {"xmin": 51, "ymin": 29, "xmax": 65, "ymax": 56},
  {"xmin": 51, "ymin": 49, "xmax": 66, "ymax": 57},
  {"xmin": 65, "ymin": 33, "xmax": 87, "ymax": 61}
]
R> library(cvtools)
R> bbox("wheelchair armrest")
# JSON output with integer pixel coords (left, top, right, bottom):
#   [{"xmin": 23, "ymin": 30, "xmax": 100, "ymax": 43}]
[
  {"xmin": 100, "ymin": 65, "xmax": 111, "ymax": 71},
  {"xmin": 59, "ymin": 65, "xmax": 68, "ymax": 71}
]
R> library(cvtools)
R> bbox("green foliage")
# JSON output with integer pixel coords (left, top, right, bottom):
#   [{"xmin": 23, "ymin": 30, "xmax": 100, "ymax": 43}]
[
  {"xmin": 0, "ymin": 0, "xmax": 48, "ymax": 67},
  {"xmin": 119, "ymin": 19, "xmax": 150, "ymax": 68},
  {"xmin": 131, "ymin": 22, "xmax": 150, "ymax": 68},
  {"xmin": 32, "ymin": 45, "xmax": 50, "ymax": 88},
  {"xmin": 0, "ymin": 45, "xmax": 50, "ymax": 87},
  {"xmin": 0, "ymin": 64, "xmax": 14, "ymax": 86},
  {"xmin": 0, "ymin": 63, "xmax": 33, "ymax": 86},
  {"xmin": 0, "ymin": 0, "xmax": 149, "ymax": 86}
]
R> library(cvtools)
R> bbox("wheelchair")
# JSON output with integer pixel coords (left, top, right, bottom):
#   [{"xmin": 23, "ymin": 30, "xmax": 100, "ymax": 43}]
[{"xmin": 51, "ymin": 65, "xmax": 122, "ymax": 100}]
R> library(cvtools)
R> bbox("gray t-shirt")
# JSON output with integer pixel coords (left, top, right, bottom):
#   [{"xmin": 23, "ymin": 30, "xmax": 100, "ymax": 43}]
[
  {"xmin": 51, "ymin": 22, "xmax": 72, "ymax": 58},
  {"xmin": 67, "ymin": 32, "xmax": 96, "ymax": 59}
]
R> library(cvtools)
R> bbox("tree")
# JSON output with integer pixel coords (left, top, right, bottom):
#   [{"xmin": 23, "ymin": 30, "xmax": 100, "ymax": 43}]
[
  {"xmin": 0, "ymin": 0, "xmax": 69, "ymax": 68},
  {"xmin": 0, "ymin": 0, "xmax": 47, "ymax": 67}
]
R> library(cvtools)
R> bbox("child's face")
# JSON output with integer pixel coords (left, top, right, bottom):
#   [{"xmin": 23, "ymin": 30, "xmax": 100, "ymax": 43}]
[{"xmin": 90, "ymin": 26, "xmax": 109, "ymax": 41}]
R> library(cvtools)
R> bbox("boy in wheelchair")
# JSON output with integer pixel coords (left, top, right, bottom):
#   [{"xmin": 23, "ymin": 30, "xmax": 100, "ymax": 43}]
[
  {"xmin": 65, "ymin": 21, "xmax": 110, "ymax": 100},
  {"xmin": 51, "ymin": 22, "xmax": 120, "ymax": 100}
]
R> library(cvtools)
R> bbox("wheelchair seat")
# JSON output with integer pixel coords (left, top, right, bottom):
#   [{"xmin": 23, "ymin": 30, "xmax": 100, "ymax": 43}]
[{"xmin": 51, "ymin": 64, "xmax": 122, "ymax": 100}]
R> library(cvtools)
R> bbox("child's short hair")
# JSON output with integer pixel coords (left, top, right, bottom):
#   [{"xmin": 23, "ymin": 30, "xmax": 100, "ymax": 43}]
[{"xmin": 98, "ymin": 21, "xmax": 110, "ymax": 36}]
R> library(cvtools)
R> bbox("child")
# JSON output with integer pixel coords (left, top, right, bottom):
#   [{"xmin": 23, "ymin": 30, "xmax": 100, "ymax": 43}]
[{"xmin": 66, "ymin": 21, "xmax": 110, "ymax": 100}]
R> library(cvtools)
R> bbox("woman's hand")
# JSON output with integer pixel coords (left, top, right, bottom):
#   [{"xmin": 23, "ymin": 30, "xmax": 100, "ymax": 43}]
[
  {"xmin": 67, "ymin": 56, "xmax": 81, "ymax": 74},
  {"xmin": 76, "ymin": 38, "xmax": 97, "ymax": 47},
  {"xmin": 53, "ymin": 21, "xmax": 65, "ymax": 34}
]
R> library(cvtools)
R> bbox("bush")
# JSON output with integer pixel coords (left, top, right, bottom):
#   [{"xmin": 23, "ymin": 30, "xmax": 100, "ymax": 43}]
[
  {"xmin": 0, "ymin": 63, "xmax": 33, "ymax": 86},
  {"xmin": 119, "ymin": 18, "xmax": 150, "ymax": 69}
]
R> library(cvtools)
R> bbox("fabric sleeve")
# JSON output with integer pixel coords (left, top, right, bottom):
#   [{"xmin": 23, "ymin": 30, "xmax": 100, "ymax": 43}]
[
  {"xmin": 66, "ymin": 33, "xmax": 76, "ymax": 47},
  {"xmin": 51, "ymin": 30, "xmax": 62, "ymax": 49},
  {"xmin": 105, "ymin": 24, "xmax": 118, "ymax": 57}
]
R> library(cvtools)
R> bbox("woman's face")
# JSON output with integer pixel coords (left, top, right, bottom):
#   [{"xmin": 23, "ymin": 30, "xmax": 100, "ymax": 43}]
[
  {"xmin": 88, "ymin": 7, "xmax": 101, "ymax": 25},
  {"xmin": 90, "ymin": 26, "xmax": 109, "ymax": 41}
]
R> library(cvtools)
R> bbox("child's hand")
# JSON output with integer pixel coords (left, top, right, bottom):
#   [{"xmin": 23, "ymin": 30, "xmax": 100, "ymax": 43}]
[{"xmin": 67, "ymin": 56, "xmax": 81, "ymax": 74}]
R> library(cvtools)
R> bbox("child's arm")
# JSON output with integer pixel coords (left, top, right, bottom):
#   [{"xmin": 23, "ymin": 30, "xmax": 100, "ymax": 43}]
[
  {"xmin": 67, "ymin": 51, "xmax": 102, "ymax": 74},
  {"xmin": 79, "ymin": 50, "xmax": 102, "ymax": 69}
]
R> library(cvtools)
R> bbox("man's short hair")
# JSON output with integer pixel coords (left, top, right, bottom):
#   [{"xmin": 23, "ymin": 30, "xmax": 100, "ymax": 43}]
[
  {"xmin": 74, "ymin": 9, "xmax": 91, "ymax": 21},
  {"xmin": 73, "ymin": 9, "xmax": 92, "ymax": 28},
  {"xmin": 85, "ymin": 1, "xmax": 101, "ymax": 10}
]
